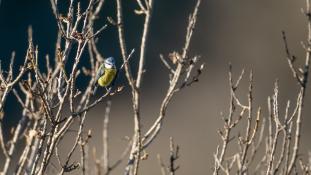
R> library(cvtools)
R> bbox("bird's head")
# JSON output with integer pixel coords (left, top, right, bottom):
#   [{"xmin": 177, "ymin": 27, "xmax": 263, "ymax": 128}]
[{"xmin": 104, "ymin": 57, "xmax": 116, "ymax": 69}]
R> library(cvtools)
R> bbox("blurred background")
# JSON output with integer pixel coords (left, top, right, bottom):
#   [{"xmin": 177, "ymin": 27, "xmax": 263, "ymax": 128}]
[{"xmin": 1, "ymin": 0, "xmax": 311, "ymax": 174}]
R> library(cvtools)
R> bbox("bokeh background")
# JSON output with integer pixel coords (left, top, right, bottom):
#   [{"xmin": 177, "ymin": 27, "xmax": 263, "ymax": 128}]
[{"xmin": 1, "ymin": 0, "xmax": 311, "ymax": 174}]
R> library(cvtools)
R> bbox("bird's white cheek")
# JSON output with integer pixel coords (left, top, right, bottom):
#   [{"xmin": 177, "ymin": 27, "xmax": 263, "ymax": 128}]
[{"xmin": 105, "ymin": 64, "xmax": 113, "ymax": 69}]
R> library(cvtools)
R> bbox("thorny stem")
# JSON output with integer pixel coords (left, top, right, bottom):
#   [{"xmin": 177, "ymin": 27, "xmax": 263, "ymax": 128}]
[
  {"xmin": 0, "ymin": 36, "xmax": 29, "ymax": 175},
  {"xmin": 103, "ymin": 100, "xmax": 111, "ymax": 174},
  {"xmin": 213, "ymin": 66, "xmax": 244, "ymax": 175},
  {"xmin": 136, "ymin": 0, "xmax": 153, "ymax": 89},
  {"xmin": 286, "ymin": 0, "xmax": 311, "ymax": 173},
  {"xmin": 116, "ymin": 0, "xmax": 135, "ymax": 89},
  {"xmin": 169, "ymin": 137, "xmax": 179, "ymax": 175},
  {"xmin": 266, "ymin": 81, "xmax": 281, "ymax": 175},
  {"xmin": 116, "ymin": 0, "xmax": 154, "ymax": 174},
  {"xmin": 132, "ymin": 4, "xmax": 154, "ymax": 172},
  {"xmin": 142, "ymin": 0, "xmax": 201, "ymax": 152},
  {"xmin": 238, "ymin": 71, "xmax": 253, "ymax": 174}
]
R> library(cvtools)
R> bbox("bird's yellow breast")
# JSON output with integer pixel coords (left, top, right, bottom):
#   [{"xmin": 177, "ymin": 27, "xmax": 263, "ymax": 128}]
[{"xmin": 98, "ymin": 68, "xmax": 117, "ymax": 87}]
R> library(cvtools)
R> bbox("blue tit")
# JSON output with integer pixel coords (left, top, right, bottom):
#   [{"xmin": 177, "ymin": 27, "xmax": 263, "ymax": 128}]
[{"xmin": 94, "ymin": 57, "xmax": 118, "ymax": 91}]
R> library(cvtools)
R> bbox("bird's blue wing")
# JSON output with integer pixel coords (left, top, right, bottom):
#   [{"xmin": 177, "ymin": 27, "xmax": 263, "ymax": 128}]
[
  {"xmin": 93, "ymin": 64, "xmax": 105, "ymax": 95},
  {"xmin": 95, "ymin": 63, "xmax": 105, "ymax": 85}
]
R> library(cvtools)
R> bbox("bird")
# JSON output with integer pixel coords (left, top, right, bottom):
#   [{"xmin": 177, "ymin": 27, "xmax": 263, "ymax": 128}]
[{"xmin": 94, "ymin": 57, "xmax": 118, "ymax": 93}]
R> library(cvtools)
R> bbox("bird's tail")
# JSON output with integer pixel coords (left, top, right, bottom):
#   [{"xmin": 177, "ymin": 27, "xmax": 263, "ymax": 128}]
[{"xmin": 93, "ymin": 84, "xmax": 98, "ymax": 95}]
